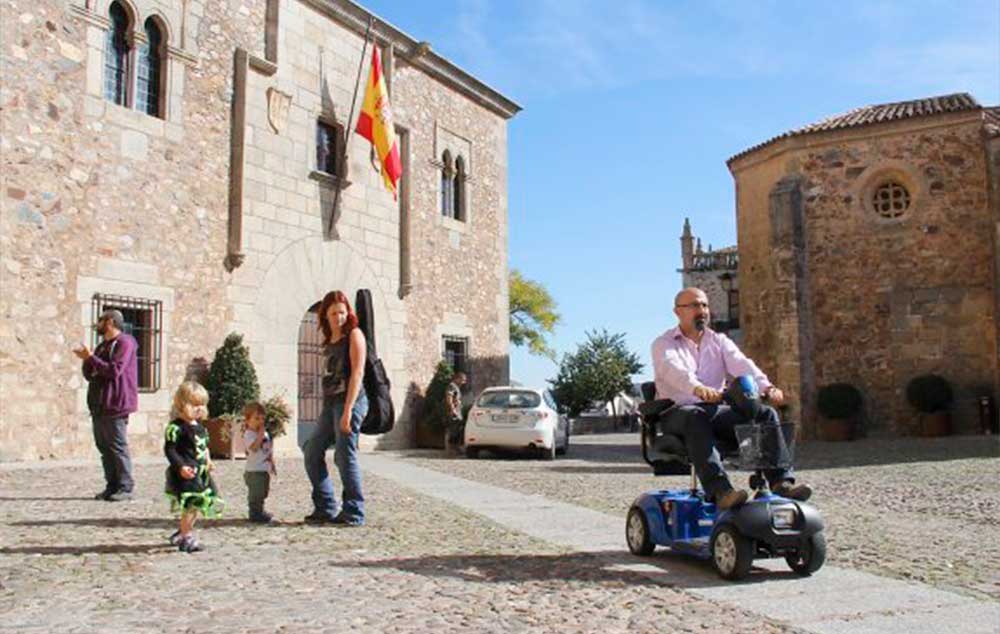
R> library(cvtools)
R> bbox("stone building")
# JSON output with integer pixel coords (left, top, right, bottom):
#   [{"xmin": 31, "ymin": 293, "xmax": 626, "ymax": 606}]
[
  {"xmin": 678, "ymin": 217, "xmax": 742, "ymax": 343},
  {"xmin": 727, "ymin": 93, "xmax": 999, "ymax": 438},
  {"xmin": 0, "ymin": 0, "xmax": 519, "ymax": 460}
]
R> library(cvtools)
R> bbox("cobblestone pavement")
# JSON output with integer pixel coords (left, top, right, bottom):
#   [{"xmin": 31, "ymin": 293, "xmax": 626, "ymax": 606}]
[
  {"xmin": 401, "ymin": 433, "xmax": 1000, "ymax": 602},
  {"xmin": 0, "ymin": 458, "xmax": 800, "ymax": 634}
]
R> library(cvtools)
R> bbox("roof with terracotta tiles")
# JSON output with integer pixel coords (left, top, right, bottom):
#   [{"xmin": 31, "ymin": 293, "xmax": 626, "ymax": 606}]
[{"xmin": 728, "ymin": 93, "xmax": 984, "ymax": 165}]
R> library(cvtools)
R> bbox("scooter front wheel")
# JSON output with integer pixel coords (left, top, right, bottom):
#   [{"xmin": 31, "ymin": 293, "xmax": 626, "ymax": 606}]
[
  {"xmin": 626, "ymin": 506, "xmax": 655, "ymax": 556},
  {"xmin": 711, "ymin": 524, "xmax": 753, "ymax": 580},
  {"xmin": 786, "ymin": 531, "xmax": 826, "ymax": 576}
]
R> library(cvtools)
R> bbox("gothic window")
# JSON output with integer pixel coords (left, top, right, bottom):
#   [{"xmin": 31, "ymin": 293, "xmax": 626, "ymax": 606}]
[
  {"xmin": 136, "ymin": 18, "xmax": 164, "ymax": 118},
  {"xmin": 103, "ymin": 2, "xmax": 131, "ymax": 106},
  {"xmin": 453, "ymin": 155, "xmax": 467, "ymax": 222},
  {"xmin": 441, "ymin": 150, "xmax": 454, "ymax": 218},
  {"xmin": 872, "ymin": 180, "xmax": 910, "ymax": 219}
]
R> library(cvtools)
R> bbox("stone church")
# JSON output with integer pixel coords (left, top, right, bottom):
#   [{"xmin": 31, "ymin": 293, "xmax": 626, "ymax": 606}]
[
  {"xmin": 678, "ymin": 218, "xmax": 742, "ymax": 344},
  {"xmin": 0, "ymin": 0, "xmax": 519, "ymax": 460},
  {"xmin": 727, "ymin": 93, "xmax": 999, "ymax": 438}
]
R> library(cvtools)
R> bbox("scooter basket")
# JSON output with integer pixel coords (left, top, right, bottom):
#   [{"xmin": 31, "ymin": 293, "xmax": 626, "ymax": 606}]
[{"xmin": 733, "ymin": 423, "xmax": 795, "ymax": 471}]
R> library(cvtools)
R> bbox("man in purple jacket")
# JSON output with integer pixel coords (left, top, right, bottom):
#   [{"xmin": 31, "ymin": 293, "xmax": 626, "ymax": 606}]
[{"xmin": 74, "ymin": 309, "xmax": 139, "ymax": 501}]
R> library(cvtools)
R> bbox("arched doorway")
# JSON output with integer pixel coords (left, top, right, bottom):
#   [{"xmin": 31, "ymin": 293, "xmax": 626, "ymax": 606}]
[{"xmin": 296, "ymin": 301, "xmax": 323, "ymax": 447}]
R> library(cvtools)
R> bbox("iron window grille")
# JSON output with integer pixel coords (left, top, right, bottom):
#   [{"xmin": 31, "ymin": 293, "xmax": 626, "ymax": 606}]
[{"xmin": 91, "ymin": 293, "xmax": 162, "ymax": 392}]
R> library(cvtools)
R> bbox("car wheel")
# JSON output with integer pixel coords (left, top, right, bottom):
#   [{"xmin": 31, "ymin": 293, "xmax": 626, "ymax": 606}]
[
  {"xmin": 465, "ymin": 446, "xmax": 479, "ymax": 459},
  {"xmin": 540, "ymin": 441, "xmax": 556, "ymax": 461},
  {"xmin": 786, "ymin": 531, "xmax": 826, "ymax": 576},
  {"xmin": 626, "ymin": 506, "xmax": 655, "ymax": 556},
  {"xmin": 711, "ymin": 524, "xmax": 753, "ymax": 580},
  {"xmin": 556, "ymin": 428, "xmax": 569, "ymax": 455}
]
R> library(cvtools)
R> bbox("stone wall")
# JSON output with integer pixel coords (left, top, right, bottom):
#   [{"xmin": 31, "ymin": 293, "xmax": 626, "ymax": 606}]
[{"xmin": 731, "ymin": 112, "xmax": 997, "ymax": 438}]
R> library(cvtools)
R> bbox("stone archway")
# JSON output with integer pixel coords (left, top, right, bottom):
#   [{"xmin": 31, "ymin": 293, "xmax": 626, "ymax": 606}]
[{"xmin": 236, "ymin": 236, "xmax": 402, "ymax": 455}]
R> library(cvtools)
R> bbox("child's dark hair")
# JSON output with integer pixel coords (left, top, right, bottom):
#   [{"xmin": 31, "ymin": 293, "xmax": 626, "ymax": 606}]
[{"xmin": 243, "ymin": 402, "xmax": 266, "ymax": 419}]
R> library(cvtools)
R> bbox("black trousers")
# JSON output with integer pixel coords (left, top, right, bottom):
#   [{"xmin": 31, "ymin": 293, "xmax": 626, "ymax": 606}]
[{"xmin": 92, "ymin": 415, "xmax": 134, "ymax": 493}]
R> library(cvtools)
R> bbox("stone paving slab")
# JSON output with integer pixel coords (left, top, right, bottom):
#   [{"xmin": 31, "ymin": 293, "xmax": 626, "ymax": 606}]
[{"xmin": 362, "ymin": 453, "xmax": 1000, "ymax": 634}]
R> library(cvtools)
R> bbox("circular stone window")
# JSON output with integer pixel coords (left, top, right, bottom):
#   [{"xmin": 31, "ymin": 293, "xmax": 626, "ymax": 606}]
[{"xmin": 872, "ymin": 180, "xmax": 910, "ymax": 218}]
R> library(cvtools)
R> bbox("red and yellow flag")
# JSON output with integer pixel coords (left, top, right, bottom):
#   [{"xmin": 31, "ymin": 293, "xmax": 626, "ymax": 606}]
[{"xmin": 355, "ymin": 45, "xmax": 401, "ymax": 199}]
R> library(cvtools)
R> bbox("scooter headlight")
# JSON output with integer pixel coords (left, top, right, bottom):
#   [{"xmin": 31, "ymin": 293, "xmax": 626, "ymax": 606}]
[{"xmin": 772, "ymin": 506, "xmax": 798, "ymax": 530}]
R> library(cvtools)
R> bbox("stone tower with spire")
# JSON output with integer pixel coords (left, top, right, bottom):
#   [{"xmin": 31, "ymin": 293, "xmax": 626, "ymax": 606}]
[{"xmin": 678, "ymin": 218, "xmax": 741, "ymax": 343}]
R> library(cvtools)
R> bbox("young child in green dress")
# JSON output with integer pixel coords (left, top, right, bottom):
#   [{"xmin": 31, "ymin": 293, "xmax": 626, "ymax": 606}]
[{"xmin": 164, "ymin": 381, "xmax": 223, "ymax": 552}]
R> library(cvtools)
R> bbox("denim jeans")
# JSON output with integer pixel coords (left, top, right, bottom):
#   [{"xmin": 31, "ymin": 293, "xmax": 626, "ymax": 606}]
[
  {"xmin": 663, "ymin": 403, "xmax": 794, "ymax": 500},
  {"xmin": 92, "ymin": 415, "xmax": 134, "ymax": 494},
  {"xmin": 303, "ymin": 392, "xmax": 368, "ymax": 520}
]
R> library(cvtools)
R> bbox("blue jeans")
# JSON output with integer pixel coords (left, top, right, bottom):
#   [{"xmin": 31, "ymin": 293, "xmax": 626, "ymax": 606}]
[
  {"xmin": 92, "ymin": 415, "xmax": 134, "ymax": 493},
  {"xmin": 664, "ymin": 403, "xmax": 794, "ymax": 500},
  {"xmin": 303, "ymin": 392, "xmax": 368, "ymax": 520}
]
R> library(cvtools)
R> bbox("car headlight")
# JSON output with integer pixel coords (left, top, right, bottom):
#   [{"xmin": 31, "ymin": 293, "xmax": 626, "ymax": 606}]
[{"xmin": 772, "ymin": 506, "xmax": 798, "ymax": 529}]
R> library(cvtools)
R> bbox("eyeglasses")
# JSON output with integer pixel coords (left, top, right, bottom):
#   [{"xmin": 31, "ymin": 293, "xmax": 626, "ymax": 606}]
[{"xmin": 675, "ymin": 302, "xmax": 710, "ymax": 310}]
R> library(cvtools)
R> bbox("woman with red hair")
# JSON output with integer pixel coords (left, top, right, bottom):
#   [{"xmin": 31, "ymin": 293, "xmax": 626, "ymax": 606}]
[{"xmin": 303, "ymin": 290, "xmax": 369, "ymax": 525}]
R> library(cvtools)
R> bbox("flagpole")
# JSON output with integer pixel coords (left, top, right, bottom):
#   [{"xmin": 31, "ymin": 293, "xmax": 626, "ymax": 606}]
[{"xmin": 327, "ymin": 15, "xmax": 375, "ymax": 238}]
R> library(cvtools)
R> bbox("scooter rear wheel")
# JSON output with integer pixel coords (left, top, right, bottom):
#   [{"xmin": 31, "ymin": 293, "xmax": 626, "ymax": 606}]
[
  {"xmin": 786, "ymin": 531, "xmax": 826, "ymax": 576},
  {"xmin": 711, "ymin": 524, "xmax": 753, "ymax": 580},
  {"xmin": 626, "ymin": 506, "xmax": 655, "ymax": 556}
]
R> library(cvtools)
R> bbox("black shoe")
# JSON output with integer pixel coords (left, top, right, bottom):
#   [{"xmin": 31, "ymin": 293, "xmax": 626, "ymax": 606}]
[
  {"xmin": 331, "ymin": 513, "xmax": 365, "ymax": 527},
  {"xmin": 304, "ymin": 510, "xmax": 336, "ymax": 524},
  {"xmin": 107, "ymin": 490, "xmax": 133, "ymax": 502},
  {"xmin": 249, "ymin": 512, "xmax": 277, "ymax": 524},
  {"xmin": 168, "ymin": 530, "xmax": 182, "ymax": 546},
  {"xmin": 94, "ymin": 490, "xmax": 111, "ymax": 500},
  {"xmin": 177, "ymin": 535, "xmax": 203, "ymax": 553}
]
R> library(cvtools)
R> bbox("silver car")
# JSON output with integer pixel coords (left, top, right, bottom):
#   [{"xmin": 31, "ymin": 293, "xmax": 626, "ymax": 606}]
[{"xmin": 463, "ymin": 387, "xmax": 571, "ymax": 459}]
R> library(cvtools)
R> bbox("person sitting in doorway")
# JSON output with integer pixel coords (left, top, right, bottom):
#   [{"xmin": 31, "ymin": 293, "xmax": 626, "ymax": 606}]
[{"xmin": 650, "ymin": 287, "xmax": 813, "ymax": 510}]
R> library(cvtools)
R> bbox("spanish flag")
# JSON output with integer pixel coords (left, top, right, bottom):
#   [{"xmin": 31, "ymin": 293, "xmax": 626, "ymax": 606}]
[{"xmin": 355, "ymin": 45, "xmax": 401, "ymax": 199}]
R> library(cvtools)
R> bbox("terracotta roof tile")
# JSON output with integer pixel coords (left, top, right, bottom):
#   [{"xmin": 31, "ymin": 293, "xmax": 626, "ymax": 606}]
[{"xmin": 729, "ymin": 93, "xmax": 982, "ymax": 165}]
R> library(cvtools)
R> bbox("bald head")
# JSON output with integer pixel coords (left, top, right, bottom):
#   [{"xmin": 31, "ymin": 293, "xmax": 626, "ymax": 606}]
[
  {"xmin": 673, "ymin": 287, "xmax": 710, "ymax": 336},
  {"xmin": 674, "ymin": 287, "xmax": 707, "ymax": 308}
]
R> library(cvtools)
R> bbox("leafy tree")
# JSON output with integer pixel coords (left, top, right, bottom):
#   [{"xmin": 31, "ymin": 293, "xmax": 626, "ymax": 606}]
[
  {"xmin": 509, "ymin": 269, "xmax": 560, "ymax": 360},
  {"xmin": 204, "ymin": 333, "xmax": 260, "ymax": 418},
  {"xmin": 549, "ymin": 329, "xmax": 643, "ymax": 418}
]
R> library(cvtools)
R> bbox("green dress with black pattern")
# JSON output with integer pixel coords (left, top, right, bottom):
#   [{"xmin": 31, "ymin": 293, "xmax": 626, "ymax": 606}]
[{"xmin": 164, "ymin": 419, "xmax": 224, "ymax": 517}]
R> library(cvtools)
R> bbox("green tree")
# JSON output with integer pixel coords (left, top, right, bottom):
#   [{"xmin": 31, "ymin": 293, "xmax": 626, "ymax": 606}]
[
  {"xmin": 549, "ymin": 329, "xmax": 643, "ymax": 418},
  {"xmin": 204, "ymin": 333, "xmax": 260, "ymax": 418},
  {"xmin": 509, "ymin": 269, "xmax": 560, "ymax": 360}
]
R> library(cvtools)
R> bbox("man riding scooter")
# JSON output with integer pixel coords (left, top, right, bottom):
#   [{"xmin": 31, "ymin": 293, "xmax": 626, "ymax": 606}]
[{"xmin": 650, "ymin": 288, "xmax": 813, "ymax": 510}]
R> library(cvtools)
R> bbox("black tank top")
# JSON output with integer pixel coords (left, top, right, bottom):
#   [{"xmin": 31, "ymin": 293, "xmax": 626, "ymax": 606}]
[{"xmin": 323, "ymin": 338, "xmax": 350, "ymax": 398}]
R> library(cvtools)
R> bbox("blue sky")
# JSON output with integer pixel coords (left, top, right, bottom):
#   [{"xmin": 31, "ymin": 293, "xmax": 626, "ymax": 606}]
[{"xmin": 363, "ymin": 0, "xmax": 1000, "ymax": 388}]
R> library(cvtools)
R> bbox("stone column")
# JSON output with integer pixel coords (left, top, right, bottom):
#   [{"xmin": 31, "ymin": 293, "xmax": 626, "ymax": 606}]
[{"xmin": 768, "ymin": 175, "xmax": 817, "ymax": 438}]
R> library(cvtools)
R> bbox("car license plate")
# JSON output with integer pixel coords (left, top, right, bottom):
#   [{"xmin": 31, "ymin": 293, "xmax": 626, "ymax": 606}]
[{"xmin": 491, "ymin": 414, "xmax": 517, "ymax": 423}]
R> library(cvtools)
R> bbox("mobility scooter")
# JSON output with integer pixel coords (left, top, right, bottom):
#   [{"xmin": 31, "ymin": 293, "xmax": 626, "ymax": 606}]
[{"xmin": 625, "ymin": 376, "xmax": 826, "ymax": 580}]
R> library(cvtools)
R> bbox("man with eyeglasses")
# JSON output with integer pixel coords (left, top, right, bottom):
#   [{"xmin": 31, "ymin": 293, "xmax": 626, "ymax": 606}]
[{"xmin": 650, "ymin": 287, "xmax": 812, "ymax": 510}]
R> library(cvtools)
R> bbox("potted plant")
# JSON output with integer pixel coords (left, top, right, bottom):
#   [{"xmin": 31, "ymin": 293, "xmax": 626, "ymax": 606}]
[
  {"xmin": 906, "ymin": 374, "xmax": 953, "ymax": 437},
  {"xmin": 203, "ymin": 333, "xmax": 260, "ymax": 458},
  {"xmin": 816, "ymin": 383, "xmax": 863, "ymax": 441},
  {"xmin": 416, "ymin": 361, "xmax": 453, "ymax": 449},
  {"xmin": 262, "ymin": 393, "xmax": 292, "ymax": 439}
]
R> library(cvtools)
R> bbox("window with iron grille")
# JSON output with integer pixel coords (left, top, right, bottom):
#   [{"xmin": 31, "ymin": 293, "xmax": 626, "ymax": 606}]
[
  {"xmin": 316, "ymin": 119, "xmax": 344, "ymax": 177},
  {"xmin": 103, "ymin": 2, "xmax": 130, "ymax": 106},
  {"xmin": 442, "ymin": 336, "xmax": 468, "ymax": 375},
  {"xmin": 91, "ymin": 294, "xmax": 163, "ymax": 392}
]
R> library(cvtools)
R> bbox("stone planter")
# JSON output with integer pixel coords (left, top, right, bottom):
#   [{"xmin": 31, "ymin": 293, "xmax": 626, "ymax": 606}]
[
  {"xmin": 919, "ymin": 411, "xmax": 951, "ymax": 437},
  {"xmin": 819, "ymin": 415, "xmax": 855, "ymax": 442},
  {"xmin": 204, "ymin": 417, "xmax": 245, "ymax": 459},
  {"xmin": 414, "ymin": 420, "xmax": 445, "ymax": 449}
]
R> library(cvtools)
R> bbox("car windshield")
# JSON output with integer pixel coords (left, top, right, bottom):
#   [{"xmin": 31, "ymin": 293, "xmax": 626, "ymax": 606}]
[{"xmin": 476, "ymin": 390, "xmax": 542, "ymax": 409}]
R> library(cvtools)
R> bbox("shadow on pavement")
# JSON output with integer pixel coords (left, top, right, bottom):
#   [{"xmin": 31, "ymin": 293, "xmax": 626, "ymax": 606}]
[
  {"xmin": 0, "ymin": 543, "xmax": 174, "ymax": 555},
  {"xmin": 336, "ymin": 549, "xmax": 800, "ymax": 589},
  {"xmin": 9, "ymin": 517, "xmax": 278, "ymax": 529},
  {"xmin": 0, "ymin": 496, "xmax": 98, "ymax": 501}
]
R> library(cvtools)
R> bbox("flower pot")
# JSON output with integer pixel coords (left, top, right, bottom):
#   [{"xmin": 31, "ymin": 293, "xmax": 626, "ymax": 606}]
[
  {"xmin": 819, "ymin": 415, "xmax": 855, "ymax": 442},
  {"xmin": 204, "ymin": 417, "xmax": 245, "ymax": 459},
  {"xmin": 919, "ymin": 411, "xmax": 951, "ymax": 437}
]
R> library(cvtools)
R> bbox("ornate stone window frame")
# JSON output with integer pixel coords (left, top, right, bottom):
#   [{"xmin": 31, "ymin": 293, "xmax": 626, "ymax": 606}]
[
  {"xmin": 856, "ymin": 162, "xmax": 924, "ymax": 225},
  {"xmin": 431, "ymin": 123, "xmax": 474, "ymax": 234}
]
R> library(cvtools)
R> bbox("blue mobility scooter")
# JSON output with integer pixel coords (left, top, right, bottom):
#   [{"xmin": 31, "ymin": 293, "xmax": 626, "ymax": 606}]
[{"xmin": 626, "ymin": 376, "xmax": 826, "ymax": 580}]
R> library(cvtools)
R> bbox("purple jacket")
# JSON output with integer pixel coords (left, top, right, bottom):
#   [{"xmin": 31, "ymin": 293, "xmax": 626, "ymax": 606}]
[{"xmin": 83, "ymin": 333, "xmax": 139, "ymax": 418}]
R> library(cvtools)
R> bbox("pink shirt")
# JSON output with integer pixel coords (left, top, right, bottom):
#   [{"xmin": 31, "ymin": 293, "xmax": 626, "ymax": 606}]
[{"xmin": 650, "ymin": 326, "xmax": 772, "ymax": 405}]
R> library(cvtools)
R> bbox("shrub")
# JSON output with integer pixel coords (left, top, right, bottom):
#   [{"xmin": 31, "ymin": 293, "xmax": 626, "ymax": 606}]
[
  {"xmin": 906, "ymin": 374, "xmax": 953, "ymax": 413},
  {"xmin": 204, "ymin": 333, "xmax": 260, "ymax": 419},
  {"xmin": 263, "ymin": 394, "xmax": 291, "ymax": 438},
  {"xmin": 423, "ymin": 361, "xmax": 455, "ymax": 430},
  {"xmin": 817, "ymin": 383, "xmax": 863, "ymax": 419}
]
